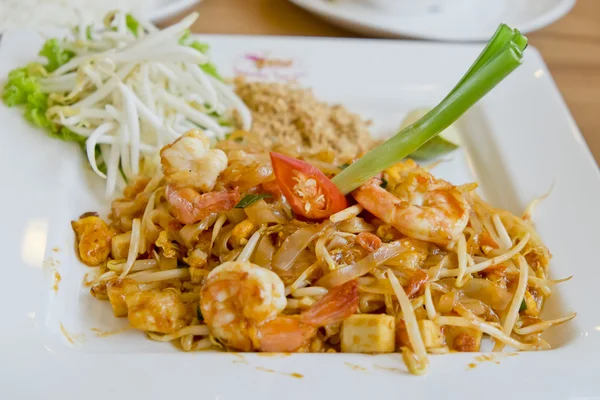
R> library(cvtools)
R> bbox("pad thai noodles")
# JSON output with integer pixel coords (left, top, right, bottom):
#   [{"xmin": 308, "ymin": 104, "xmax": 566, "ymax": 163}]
[{"xmin": 73, "ymin": 129, "xmax": 575, "ymax": 375}]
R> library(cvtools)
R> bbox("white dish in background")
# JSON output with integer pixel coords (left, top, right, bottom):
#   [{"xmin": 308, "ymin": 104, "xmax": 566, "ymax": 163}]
[
  {"xmin": 1, "ymin": 30, "xmax": 600, "ymax": 399},
  {"xmin": 147, "ymin": 0, "xmax": 201, "ymax": 23},
  {"xmin": 0, "ymin": 0, "xmax": 200, "ymax": 32},
  {"xmin": 289, "ymin": 0, "xmax": 576, "ymax": 41}
]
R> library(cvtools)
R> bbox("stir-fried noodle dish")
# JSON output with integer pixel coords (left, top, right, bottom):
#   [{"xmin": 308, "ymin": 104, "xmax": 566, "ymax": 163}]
[
  {"xmin": 72, "ymin": 124, "xmax": 575, "ymax": 374},
  {"xmin": 1, "ymin": 10, "xmax": 574, "ymax": 376}
]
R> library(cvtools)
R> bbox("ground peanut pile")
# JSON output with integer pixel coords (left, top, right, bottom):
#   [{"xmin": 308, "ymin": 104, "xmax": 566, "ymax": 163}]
[{"xmin": 234, "ymin": 78, "xmax": 374, "ymax": 158}]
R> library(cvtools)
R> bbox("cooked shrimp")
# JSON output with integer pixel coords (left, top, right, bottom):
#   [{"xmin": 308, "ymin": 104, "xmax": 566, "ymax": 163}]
[
  {"xmin": 257, "ymin": 280, "xmax": 359, "ymax": 352},
  {"xmin": 200, "ymin": 261, "xmax": 359, "ymax": 352},
  {"xmin": 353, "ymin": 172, "xmax": 469, "ymax": 245},
  {"xmin": 160, "ymin": 129, "xmax": 228, "ymax": 192},
  {"xmin": 200, "ymin": 261, "xmax": 287, "ymax": 351},
  {"xmin": 166, "ymin": 184, "xmax": 240, "ymax": 224}
]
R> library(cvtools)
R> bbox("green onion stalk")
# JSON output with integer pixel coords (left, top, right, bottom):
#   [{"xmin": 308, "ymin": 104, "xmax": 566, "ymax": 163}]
[{"xmin": 332, "ymin": 24, "xmax": 528, "ymax": 194}]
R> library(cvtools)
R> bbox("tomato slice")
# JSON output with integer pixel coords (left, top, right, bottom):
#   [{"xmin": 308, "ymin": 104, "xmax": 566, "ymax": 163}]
[{"xmin": 269, "ymin": 152, "xmax": 348, "ymax": 219}]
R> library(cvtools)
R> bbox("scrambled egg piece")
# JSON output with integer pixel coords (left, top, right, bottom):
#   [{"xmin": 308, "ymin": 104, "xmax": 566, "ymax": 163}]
[
  {"xmin": 125, "ymin": 291, "xmax": 190, "ymax": 334},
  {"xmin": 231, "ymin": 219, "xmax": 257, "ymax": 246},
  {"xmin": 383, "ymin": 159, "xmax": 419, "ymax": 193},
  {"xmin": 71, "ymin": 215, "xmax": 113, "ymax": 266},
  {"xmin": 184, "ymin": 247, "xmax": 208, "ymax": 283},
  {"xmin": 155, "ymin": 231, "xmax": 178, "ymax": 259},
  {"xmin": 160, "ymin": 129, "xmax": 228, "ymax": 192}
]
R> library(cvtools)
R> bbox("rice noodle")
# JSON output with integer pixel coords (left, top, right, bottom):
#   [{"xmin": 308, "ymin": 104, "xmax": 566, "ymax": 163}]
[
  {"xmin": 387, "ymin": 270, "xmax": 428, "ymax": 375},
  {"xmin": 129, "ymin": 268, "xmax": 190, "ymax": 283},
  {"xmin": 119, "ymin": 218, "xmax": 141, "ymax": 279},
  {"xmin": 514, "ymin": 313, "xmax": 576, "ymax": 335},
  {"xmin": 245, "ymin": 200, "xmax": 287, "ymax": 225},
  {"xmin": 435, "ymin": 316, "xmax": 538, "ymax": 351},
  {"xmin": 290, "ymin": 262, "xmax": 320, "ymax": 292},
  {"xmin": 272, "ymin": 222, "xmax": 330, "ymax": 271},
  {"xmin": 179, "ymin": 213, "xmax": 219, "ymax": 247},
  {"xmin": 427, "ymin": 255, "xmax": 448, "ymax": 281},
  {"xmin": 317, "ymin": 241, "xmax": 406, "ymax": 288},
  {"xmin": 357, "ymin": 276, "xmax": 377, "ymax": 286}
]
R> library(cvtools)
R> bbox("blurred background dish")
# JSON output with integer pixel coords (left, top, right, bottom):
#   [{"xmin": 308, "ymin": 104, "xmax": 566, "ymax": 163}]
[
  {"xmin": 289, "ymin": 0, "xmax": 576, "ymax": 41},
  {"xmin": 0, "ymin": 0, "xmax": 201, "ymax": 32}
]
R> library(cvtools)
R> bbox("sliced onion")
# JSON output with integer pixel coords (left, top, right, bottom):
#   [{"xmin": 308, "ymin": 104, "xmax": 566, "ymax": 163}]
[
  {"xmin": 272, "ymin": 222, "xmax": 330, "ymax": 271},
  {"xmin": 245, "ymin": 199, "xmax": 287, "ymax": 225},
  {"xmin": 461, "ymin": 278, "xmax": 512, "ymax": 310},
  {"xmin": 316, "ymin": 241, "xmax": 406, "ymax": 288}
]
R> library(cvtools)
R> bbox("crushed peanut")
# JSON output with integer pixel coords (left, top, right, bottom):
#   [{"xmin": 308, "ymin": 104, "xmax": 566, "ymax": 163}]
[{"xmin": 234, "ymin": 77, "xmax": 374, "ymax": 158}]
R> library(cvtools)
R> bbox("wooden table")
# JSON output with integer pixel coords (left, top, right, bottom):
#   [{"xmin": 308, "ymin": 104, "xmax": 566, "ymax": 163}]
[{"xmin": 166, "ymin": 0, "xmax": 600, "ymax": 163}]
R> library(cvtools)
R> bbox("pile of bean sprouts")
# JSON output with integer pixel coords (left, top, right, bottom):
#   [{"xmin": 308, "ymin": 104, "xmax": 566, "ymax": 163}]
[{"xmin": 39, "ymin": 11, "xmax": 251, "ymax": 197}]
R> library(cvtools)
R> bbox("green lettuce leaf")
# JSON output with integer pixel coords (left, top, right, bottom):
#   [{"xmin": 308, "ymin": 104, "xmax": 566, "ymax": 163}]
[
  {"xmin": 2, "ymin": 62, "xmax": 84, "ymax": 144},
  {"xmin": 38, "ymin": 39, "xmax": 75, "ymax": 73},
  {"xmin": 179, "ymin": 31, "xmax": 223, "ymax": 81}
]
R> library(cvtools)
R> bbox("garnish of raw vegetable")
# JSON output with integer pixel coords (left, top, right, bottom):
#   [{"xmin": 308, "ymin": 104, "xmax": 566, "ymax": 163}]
[
  {"xmin": 2, "ymin": 11, "xmax": 251, "ymax": 198},
  {"xmin": 270, "ymin": 152, "xmax": 348, "ymax": 220},
  {"xmin": 332, "ymin": 24, "xmax": 528, "ymax": 194},
  {"xmin": 399, "ymin": 108, "xmax": 460, "ymax": 160}
]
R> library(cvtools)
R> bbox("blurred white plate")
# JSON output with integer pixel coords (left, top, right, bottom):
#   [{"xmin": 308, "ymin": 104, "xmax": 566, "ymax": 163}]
[
  {"xmin": 0, "ymin": 0, "xmax": 201, "ymax": 32},
  {"xmin": 148, "ymin": 0, "xmax": 201, "ymax": 23},
  {"xmin": 289, "ymin": 0, "xmax": 576, "ymax": 41}
]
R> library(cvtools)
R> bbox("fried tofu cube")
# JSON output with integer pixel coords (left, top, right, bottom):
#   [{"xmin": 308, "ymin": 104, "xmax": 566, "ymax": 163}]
[
  {"xmin": 418, "ymin": 320, "xmax": 445, "ymax": 349},
  {"xmin": 341, "ymin": 314, "xmax": 395, "ymax": 353},
  {"xmin": 106, "ymin": 279, "xmax": 140, "ymax": 317},
  {"xmin": 125, "ymin": 291, "xmax": 190, "ymax": 333},
  {"xmin": 111, "ymin": 232, "xmax": 131, "ymax": 260},
  {"xmin": 445, "ymin": 326, "xmax": 483, "ymax": 352}
]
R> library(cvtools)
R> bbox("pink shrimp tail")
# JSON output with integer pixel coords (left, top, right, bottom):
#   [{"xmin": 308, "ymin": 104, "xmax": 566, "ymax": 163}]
[{"xmin": 166, "ymin": 184, "xmax": 240, "ymax": 224}]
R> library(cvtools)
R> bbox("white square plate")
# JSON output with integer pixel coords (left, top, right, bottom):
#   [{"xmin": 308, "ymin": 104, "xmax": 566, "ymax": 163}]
[{"xmin": 1, "ymin": 31, "xmax": 600, "ymax": 400}]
